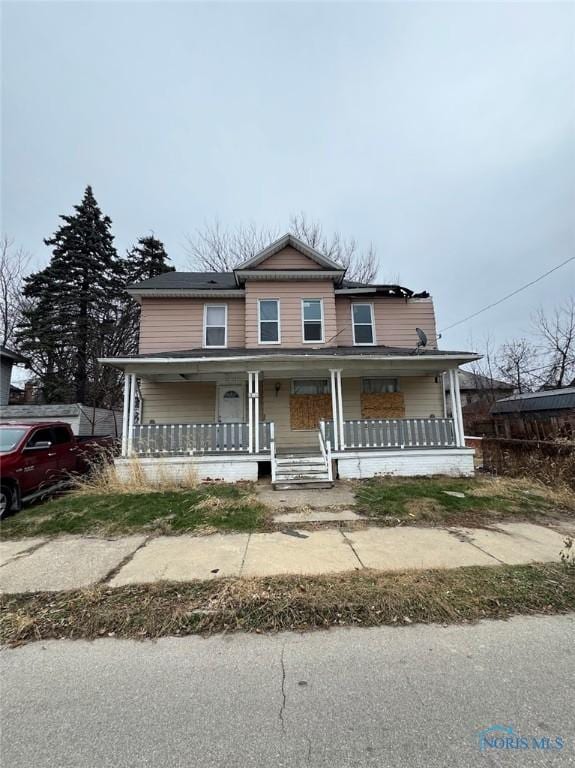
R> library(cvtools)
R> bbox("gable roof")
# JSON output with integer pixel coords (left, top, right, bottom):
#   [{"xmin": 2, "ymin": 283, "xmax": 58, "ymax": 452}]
[{"xmin": 235, "ymin": 233, "xmax": 344, "ymax": 271}]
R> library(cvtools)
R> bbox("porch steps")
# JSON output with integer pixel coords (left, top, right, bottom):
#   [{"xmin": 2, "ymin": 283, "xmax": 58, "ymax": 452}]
[{"xmin": 272, "ymin": 455, "xmax": 333, "ymax": 490}]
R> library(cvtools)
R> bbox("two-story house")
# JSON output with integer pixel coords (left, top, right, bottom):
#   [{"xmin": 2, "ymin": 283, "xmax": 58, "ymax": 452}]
[{"xmin": 100, "ymin": 234, "xmax": 478, "ymax": 486}]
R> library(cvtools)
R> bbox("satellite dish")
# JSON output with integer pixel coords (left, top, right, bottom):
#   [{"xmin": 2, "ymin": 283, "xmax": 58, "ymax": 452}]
[{"xmin": 416, "ymin": 327, "xmax": 428, "ymax": 348}]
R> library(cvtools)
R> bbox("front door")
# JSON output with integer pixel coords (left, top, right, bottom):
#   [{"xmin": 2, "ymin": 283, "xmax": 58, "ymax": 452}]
[{"xmin": 217, "ymin": 384, "xmax": 245, "ymax": 423}]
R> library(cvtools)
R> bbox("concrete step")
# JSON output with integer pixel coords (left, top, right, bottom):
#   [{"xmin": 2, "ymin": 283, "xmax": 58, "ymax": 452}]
[
  {"xmin": 276, "ymin": 464, "xmax": 327, "ymax": 475},
  {"xmin": 273, "ymin": 480, "xmax": 334, "ymax": 490}
]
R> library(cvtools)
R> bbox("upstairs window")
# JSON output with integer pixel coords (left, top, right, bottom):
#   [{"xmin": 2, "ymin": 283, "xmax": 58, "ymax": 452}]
[
  {"xmin": 302, "ymin": 299, "xmax": 324, "ymax": 343},
  {"xmin": 352, "ymin": 303, "xmax": 375, "ymax": 345},
  {"xmin": 258, "ymin": 299, "xmax": 280, "ymax": 344},
  {"xmin": 204, "ymin": 304, "xmax": 227, "ymax": 348}
]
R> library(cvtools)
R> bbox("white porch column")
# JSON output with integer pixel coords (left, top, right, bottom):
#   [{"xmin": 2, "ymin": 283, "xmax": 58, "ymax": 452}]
[
  {"xmin": 452, "ymin": 367, "xmax": 465, "ymax": 447},
  {"xmin": 254, "ymin": 371, "xmax": 260, "ymax": 454},
  {"xmin": 126, "ymin": 373, "xmax": 137, "ymax": 456},
  {"xmin": 336, "ymin": 369, "xmax": 345, "ymax": 450},
  {"xmin": 329, "ymin": 369, "xmax": 339, "ymax": 451},
  {"xmin": 121, "ymin": 373, "xmax": 130, "ymax": 457},
  {"xmin": 448, "ymin": 369, "xmax": 463, "ymax": 447},
  {"xmin": 247, "ymin": 371, "xmax": 260, "ymax": 454},
  {"xmin": 247, "ymin": 372, "xmax": 253, "ymax": 454}
]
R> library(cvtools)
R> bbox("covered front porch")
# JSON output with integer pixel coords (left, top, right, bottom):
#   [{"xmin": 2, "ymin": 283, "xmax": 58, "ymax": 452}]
[{"xmin": 101, "ymin": 351, "xmax": 471, "ymax": 482}]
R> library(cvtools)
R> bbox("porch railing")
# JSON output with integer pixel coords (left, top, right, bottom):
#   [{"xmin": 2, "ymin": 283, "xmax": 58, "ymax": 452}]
[
  {"xmin": 321, "ymin": 418, "xmax": 457, "ymax": 451},
  {"xmin": 130, "ymin": 421, "xmax": 272, "ymax": 456}
]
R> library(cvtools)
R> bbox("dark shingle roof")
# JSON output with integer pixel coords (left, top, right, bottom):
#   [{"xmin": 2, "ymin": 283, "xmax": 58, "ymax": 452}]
[
  {"xmin": 128, "ymin": 271, "xmax": 427, "ymax": 297},
  {"xmin": 128, "ymin": 272, "xmax": 240, "ymax": 291}
]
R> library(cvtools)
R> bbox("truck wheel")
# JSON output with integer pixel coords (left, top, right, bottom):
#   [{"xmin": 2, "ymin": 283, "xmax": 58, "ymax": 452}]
[{"xmin": 0, "ymin": 485, "xmax": 13, "ymax": 519}]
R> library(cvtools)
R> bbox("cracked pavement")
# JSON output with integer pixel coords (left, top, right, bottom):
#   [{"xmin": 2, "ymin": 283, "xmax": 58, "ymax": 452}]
[
  {"xmin": 0, "ymin": 521, "xmax": 570, "ymax": 593},
  {"xmin": 2, "ymin": 615, "xmax": 574, "ymax": 767}
]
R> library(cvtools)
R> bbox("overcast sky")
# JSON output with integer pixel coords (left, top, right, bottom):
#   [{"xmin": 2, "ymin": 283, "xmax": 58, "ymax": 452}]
[{"xmin": 2, "ymin": 0, "xmax": 574, "ymax": 355}]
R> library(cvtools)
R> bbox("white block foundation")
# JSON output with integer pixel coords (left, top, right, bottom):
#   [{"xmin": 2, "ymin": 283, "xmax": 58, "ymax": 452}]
[
  {"xmin": 115, "ymin": 455, "xmax": 260, "ymax": 484},
  {"xmin": 335, "ymin": 449, "xmax": 475, "ymax": 480}
]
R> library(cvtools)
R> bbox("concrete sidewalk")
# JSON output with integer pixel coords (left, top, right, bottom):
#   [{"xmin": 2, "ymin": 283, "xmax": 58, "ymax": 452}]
[{"xmin": 0, "ymin": 522, "xmax": 571, "ymax": 593}]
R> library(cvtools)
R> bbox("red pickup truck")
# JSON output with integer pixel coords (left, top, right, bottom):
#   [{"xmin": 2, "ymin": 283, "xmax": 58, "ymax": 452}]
[{"xmin": 0, "ymin": 422, "xmax": 115, "ymax": 517}]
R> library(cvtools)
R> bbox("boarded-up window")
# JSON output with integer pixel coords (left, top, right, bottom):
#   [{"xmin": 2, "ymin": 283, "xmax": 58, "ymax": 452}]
[
  {"xmin": 361, "ymin": 379, "xmax": 404, "ymax": 418},
  {"xmin": 290, "ymin": 381, "xmax": 332, "ymax": 431}
]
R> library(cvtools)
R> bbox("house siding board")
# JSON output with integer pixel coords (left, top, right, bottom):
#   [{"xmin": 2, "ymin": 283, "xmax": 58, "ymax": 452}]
[
  {"xmin": 255, "ymin": 246, "xmax": 319, "ymax": 270},
  {"xmin": 140, "ymin": 381, "xmax": 217, "ymax": 423},
  {"xmin": 139, "ymin": 298, "xmax": 245, "ymax": 353},
  {"xmin": 245, "ymin": 280, "xmax": 337, "ymax": 348},
  {"xmin": 335, "ymin": 297, "xmax": 437, "ymax": 348},
  {"xmin": 1, "ymin": 359, "xmax": 13, "ymax": 405}
]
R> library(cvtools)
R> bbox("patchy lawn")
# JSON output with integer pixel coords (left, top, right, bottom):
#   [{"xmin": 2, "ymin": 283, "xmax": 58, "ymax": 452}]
[
  {"xmin": 2, "ymin": 563, "xmax": 574, "ymax": 645},
  {"xmin": 0, "ymin": 484, "xmax": 269, "ymax": 539},
  {"xmin": 354, "ymin": 476, "xmax": 575, "ymax": 526}
]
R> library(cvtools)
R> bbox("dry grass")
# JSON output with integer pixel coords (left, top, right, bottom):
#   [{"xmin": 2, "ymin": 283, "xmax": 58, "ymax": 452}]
[
  {"xmin": 355, "ymin": 474, "xmax": 575, "ymax": 526},
  {"xmin": 2, "ymin": 563, "xmax": 574, "ymax": 645},
  {"xmin": 72, "ymin": 455, "xmax": 199, "ymax": 495}
]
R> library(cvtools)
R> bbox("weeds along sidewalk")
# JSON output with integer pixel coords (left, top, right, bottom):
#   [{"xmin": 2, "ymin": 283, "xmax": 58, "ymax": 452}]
[{"xmin": 2, "ymin": 563, "xmax": 575, "ymax": 646}]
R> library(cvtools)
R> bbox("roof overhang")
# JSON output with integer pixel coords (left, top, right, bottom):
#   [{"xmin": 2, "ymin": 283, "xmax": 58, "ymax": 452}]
[
  {"xmin": 99, "ymin": 351, "xmax": 481, "ymax": 376},
  {"xmin": 235, "ymin": 233, "xmax": 343, "ymax": 271},
  {"xmin": 234, "ymin": 269, "xmax": 345, "ymax": 285},
  {"xmin": 126, "ymin": 288, "xmax": 244, "ymax": 301}
]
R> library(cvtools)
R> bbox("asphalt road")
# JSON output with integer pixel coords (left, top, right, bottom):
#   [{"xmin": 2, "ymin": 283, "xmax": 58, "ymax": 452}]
[{"xmin": 1, "ymin": 615, "xmax": 574, "ymax": 767}]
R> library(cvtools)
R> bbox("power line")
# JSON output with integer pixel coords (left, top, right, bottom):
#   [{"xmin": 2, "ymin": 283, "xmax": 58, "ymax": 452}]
[{"xmin": 439, "ymin": 256, "xmax": 575, "ymax": 334}]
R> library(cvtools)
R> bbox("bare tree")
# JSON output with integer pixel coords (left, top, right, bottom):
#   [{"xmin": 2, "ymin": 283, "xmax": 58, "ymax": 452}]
[
  {"xmin": 289, "ymin": 213, "xmax": 377, "ymax": 283},
  {"xmin": 185, "ymin": 214, "xmax": 378, "ymax": 283},
  {"xmin": 496, "ymin": 338, "xmax": 538, "ymax": 393},
  {"xmin": 533, "ymin": 298, "xmax": 575, "ymax": 389},
  {"xmin": 185, "ymin": 220, "xmax": 280, "ymax": 272},
  {"xmin": 0, "ymin": 236, "xmax": 31, "ymax": 347}
]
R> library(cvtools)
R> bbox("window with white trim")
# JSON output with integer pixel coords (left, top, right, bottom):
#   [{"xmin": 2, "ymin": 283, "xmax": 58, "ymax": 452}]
[
  {"xmin": 258, "ymin": 299, "xmax": 280, "ymax": 344},
  {"xmin": 302, "ymin": 299, "xmax": 324, "ymax": 343},
  {"xmin": 352, "ymin": 303, "xmax": 375, "ymax": 345},
  {"xmin": 361, "ymin": 378, "xmax": 399, "ymax": 394},
  {"xmin": 204, "ymin": 304, "xmax": 227, "ymax": 347},
  {"xmin": 292, "ymin": 379, "xmax": 330, "ymax": 395}
]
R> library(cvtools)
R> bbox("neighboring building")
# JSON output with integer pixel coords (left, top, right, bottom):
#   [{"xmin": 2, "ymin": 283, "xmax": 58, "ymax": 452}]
[
  {"xmin": 444, "ymin": 370, "xmax": 513, "ymax": 416},
  {"xmin": 99, "ymin": 233, "xmax": 478, "ymax": 485},
  {"xmin": 0, "ymin": 403, "xmax": 123, "ymax": 436},
  {"xmin": 491, "ymin": 387, "xmax": 575, "ymax": 440},
  {"xmin": 0, "ymin": 347, "xmax": 27, "ymax": 406}
]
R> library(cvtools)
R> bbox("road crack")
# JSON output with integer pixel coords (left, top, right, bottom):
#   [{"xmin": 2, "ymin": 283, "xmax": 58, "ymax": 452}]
[{"xmin": 279, "ymin": 642, "xmax": 287, "ymax": 736}]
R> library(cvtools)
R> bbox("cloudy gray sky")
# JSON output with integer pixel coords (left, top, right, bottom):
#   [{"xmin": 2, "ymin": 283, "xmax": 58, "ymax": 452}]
[{"xmin": 2, "ymin": 0, "xmax": 574, "ymax": 354}]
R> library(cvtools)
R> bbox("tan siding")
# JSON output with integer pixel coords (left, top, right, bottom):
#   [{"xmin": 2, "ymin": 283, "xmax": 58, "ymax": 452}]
[
  {"xmin": 335, "ymin": 297, "xmax": 438, "ymax": 348},
  {"xmin": 245, "ymin": 280, "xmax": 337, "ymax": 348},
  {"xmin": 340, "ymin": 376, "xmax": 442, "ymax": 420},
  {"xmin": 140, "ymin": 381, "xmax": 216, "ymax": 423},
  {"xmin": 255, "ymin": 246, "xmax": 319, "ymax": 270},
  {"xmin": 401, "ymin": 376, "xmax": 444, "ymax": 417},
  {"xmin": 261, "ymin": 379, "xmax": 319, "ymax": 448},
  {"xmin": 139, "ymin": 298, "xmax": 245, "ymax": 353}
]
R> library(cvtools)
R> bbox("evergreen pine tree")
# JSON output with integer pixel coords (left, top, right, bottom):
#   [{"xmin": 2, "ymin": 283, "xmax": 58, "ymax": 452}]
[
  {"xmin": 124, "ymin": 234, "xmax": 175, "ymax": 284},
  {"xmin": 17, "ymin": 186, "xmax": 123, "ymax": 405}
]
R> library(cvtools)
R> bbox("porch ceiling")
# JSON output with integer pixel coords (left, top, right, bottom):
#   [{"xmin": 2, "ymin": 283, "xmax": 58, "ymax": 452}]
[{"xmin": 99, "ymin": 351, "xmax": 477, "ymax": 381}]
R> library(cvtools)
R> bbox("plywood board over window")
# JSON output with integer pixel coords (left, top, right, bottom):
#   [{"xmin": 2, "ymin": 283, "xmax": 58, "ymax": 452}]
[
  {"xmin": 290, "ymin": 395, "xmax": 332, "ymax": 430},
  {"xmin": 361, "ymin": 392, "xmax": 405, "ymax": 419}
]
